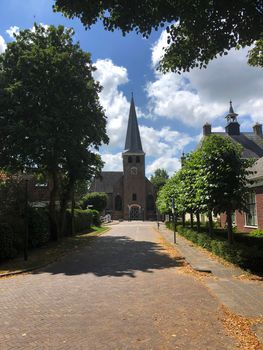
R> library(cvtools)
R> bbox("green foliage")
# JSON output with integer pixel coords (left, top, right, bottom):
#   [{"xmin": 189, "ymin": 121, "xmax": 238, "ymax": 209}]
[
  {"xmin": 80, "ymin": 192, "xmax": 108, "ymax": 212},
  {"xmin": 250, "ymin": 229, "xmax": 263, "ymax": 237},
  {"xmin": 0, "ymin": 24, "xmax": 108, "ymax": 239},
  {"xmin": 89, "ymin": 209, "xmax": 100, "ymax": 226},
  {"xmin": 28, "ymin": 207, "xmax": 50, "ymax": 248},
  {"xmin": 54, "ymin": 1, "xmax": 262, "ymax": 73},
  {"xmin": 150, "ymin": 168, "xmax": 169, "ymax": 192},
  {"xmin": 65, "ymin": 209, "xmax": 93, "ymax": 235},
  {"xmin": 248, "ymin": 38, "xmax": 263, "ymax": 67},
  {"xmin": 167, "ymin": 224, "xmax": 263, "ymax": 272}
]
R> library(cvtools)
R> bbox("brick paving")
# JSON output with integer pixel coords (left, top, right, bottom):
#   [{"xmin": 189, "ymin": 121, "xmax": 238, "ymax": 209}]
[
  {"xmin": 0, "ymin": 222, "xmax": 236, "ymax": 350},
  {"xmin": 159, "ymin": 222, "xmax": 263, "ymax": 318}
]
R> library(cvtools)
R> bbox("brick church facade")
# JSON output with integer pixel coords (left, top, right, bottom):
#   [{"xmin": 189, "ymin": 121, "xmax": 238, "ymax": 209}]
[{"xmin": 90, "ymin": 96, "xmax": 156, "ymax": 220}]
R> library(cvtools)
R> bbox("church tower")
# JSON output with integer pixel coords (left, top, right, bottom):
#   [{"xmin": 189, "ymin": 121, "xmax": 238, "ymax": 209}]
[{"xmin": 122, "ymin": 95, "xmax": 146, "ymax": 220}]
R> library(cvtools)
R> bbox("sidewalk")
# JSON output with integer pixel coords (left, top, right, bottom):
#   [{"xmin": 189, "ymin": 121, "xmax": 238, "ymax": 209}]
[{"xmin": 158, "ymin": 223, "xmax": 263, "ymax": 319}]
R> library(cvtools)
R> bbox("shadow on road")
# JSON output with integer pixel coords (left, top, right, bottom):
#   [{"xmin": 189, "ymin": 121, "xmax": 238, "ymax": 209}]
[{"xmin": 34, "ymin": 235, "xmax": 184, "ymax": 278}]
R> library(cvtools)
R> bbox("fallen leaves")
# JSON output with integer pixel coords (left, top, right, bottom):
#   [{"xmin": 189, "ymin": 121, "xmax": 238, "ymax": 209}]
[{"xmin": 221, "ymin": 305, "xmax": 263, "ymax": 350}]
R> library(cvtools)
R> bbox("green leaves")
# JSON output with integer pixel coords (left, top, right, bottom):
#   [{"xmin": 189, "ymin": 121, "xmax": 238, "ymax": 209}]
[
  {"xmin": 156, "ymin": 134, "xmax": 254, "ymax": 218},
  {"xmin": 0, "ymin": 24, "xmax": 109, "ymax": 238},
  {"xmin": 54, "ymin": 1, "xmax": 262, "ymax": 73}
]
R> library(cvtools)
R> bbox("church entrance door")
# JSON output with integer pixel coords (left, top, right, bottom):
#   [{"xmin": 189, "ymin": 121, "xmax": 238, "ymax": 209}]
[{"xmin": 129, "ymin": 205, "xmax": 141, "ymax": 220}]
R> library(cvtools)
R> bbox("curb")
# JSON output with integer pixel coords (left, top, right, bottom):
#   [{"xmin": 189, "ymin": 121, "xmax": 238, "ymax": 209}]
[{"xmin": 0, "ymin": 227, "xmax": 110, "ymax": 278}]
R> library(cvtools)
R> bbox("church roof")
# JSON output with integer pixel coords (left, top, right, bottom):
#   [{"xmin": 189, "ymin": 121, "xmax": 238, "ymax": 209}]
[
  {"xmin": 212, "ymin": 132, "xmax": 263, "ymax": 158},
  {"xmin": 124, "ymin": 95, "xmax": 144, "ymax": 154},
  {"xmin": 89, "ymin": 171, "xmax": 123, "ymax": 193}
]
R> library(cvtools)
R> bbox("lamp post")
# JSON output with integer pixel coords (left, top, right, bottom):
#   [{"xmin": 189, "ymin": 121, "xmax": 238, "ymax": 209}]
[
  {"xmin": 172, "ymin": 197, "xmax": 176, "ymax": 244},
  {"xmin": 24, "ymin": 178, "xmax": 29, "ymax": 261}
]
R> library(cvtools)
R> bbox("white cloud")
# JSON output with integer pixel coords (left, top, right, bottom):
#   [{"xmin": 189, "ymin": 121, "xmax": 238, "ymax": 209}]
[
  {"xmin": 101, "ymin": 152, "xmax": 123, "ymax": 171},
  {"xmin": 147, "ymin": 30, "xmax": 263, "ymax": 129},
  {"xmin": 6, "ymin": 26, "xmax": 19, "ymax": 39},
  {"xmin": 151, "ymin": 30, "xmax": 169, "ymax": 68},
  {"xmin": 93, "ymin": 59, "xmax": 130, "ymax": 148},
  {"xmin": 0, "ymin": 35, "xmax": 6, "ymax": 53},
  {"xmin": 146, "ymin": 156, "xmax": 181, "ymax": 177},
  {"xmin": 140, "ymin": 125, "xmax": 193, "ymax": 157}
]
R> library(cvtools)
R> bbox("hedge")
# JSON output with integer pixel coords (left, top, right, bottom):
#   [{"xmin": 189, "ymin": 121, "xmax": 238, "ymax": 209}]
[
  {"xmin": 64, "ymin": 208, "xmax": 100, "ymax": 235},
  {"xmin": 166, "ymin": 222, "xmax": 263, "ymax": 274}
]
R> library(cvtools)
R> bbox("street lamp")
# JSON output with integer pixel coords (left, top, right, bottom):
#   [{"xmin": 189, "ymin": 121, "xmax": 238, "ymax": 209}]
[
  {"xmin": 172, "ymin": 197, "xmax": 176, "ymax": 244},
  {"xmin": 23, "ymin": 176, "xmax": 30, "ymax": 261}
]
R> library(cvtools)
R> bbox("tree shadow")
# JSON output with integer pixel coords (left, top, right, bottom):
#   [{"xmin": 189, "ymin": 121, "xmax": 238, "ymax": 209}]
[{"xmin": 33, "ymin": 235, "xmax": 184, "ymax": 278}]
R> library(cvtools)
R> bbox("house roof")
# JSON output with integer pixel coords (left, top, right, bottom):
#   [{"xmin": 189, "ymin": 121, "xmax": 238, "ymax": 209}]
[
  {"xmin": 90, "ymin": 171, "xmax": 123, "ymax": 193},
  {"xmin": 123, "ymin": 95, "xmax": 144, "ymax": 154},
  {"xmin": 213, "ymin": 132, "xmax": 263, "ymax": 159},
  {"xmin": 248, "ymin": 157, "xmax": 263, "ymax": 180}
]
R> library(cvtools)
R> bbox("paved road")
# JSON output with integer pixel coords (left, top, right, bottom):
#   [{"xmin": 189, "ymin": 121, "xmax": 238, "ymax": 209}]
[{"xmin": 0, "ymin": 222, "xmax": 235, "ymax": 349}]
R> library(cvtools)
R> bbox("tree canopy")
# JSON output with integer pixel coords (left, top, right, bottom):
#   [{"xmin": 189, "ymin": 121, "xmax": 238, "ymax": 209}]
[
  {"xmin": 150, "ymin": 168, "xmax": 169, "ymax": 192},
  {"xmin": 248, "ymin": 38, "xmax": 263, "ymax": 67},
  {"xmin": 0, "ymin": 24, "xmax": 108, "ymax": 239},
  {"xmin": 54, "ymin": 0, "xmax": 263, "ymax": 73},
  {"xmin": 157, "ymin": 135, "xmax": 254, "ymax": 242},
  {"xmin": 80, "ymin": 192, "xmax": 108, "ymax": 213}
]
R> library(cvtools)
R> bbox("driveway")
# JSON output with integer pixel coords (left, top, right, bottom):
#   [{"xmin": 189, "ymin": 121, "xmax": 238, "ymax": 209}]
[{"xmin": 0, "ymin": 222, "xmax": 236, "ymax": 349}]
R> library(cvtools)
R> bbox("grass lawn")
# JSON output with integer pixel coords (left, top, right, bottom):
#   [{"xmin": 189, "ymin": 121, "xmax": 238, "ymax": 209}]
[{"xmin": 0, "ymin": 226, "xmax": 109, "ymax": 276}]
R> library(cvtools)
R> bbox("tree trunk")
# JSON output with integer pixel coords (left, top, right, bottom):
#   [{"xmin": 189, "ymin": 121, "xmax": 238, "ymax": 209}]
[
  {"xmin": 71, "ymin": 184, "xmax": 75, "ymax": 235},
  {"xmin": 190, "ymin": 211, "xmax": 194, "ymax": 229},
  {"xmin": 49, "ymin": 171, "xmax": 59, "ymax": 241},
  {"xmin": 196, "ymin": 211, "xmax": 200, "ymax": 232},
  {"xmin": 182, "ymin": 212, "xmax": 185, "ymax": 227},
  {"xmin": 226, "ymin": 209, "xmax": 234, "ymax": 244},
  {"xmin": 208, "ymin": 210, "xmax": 213, "ymax": 237}
]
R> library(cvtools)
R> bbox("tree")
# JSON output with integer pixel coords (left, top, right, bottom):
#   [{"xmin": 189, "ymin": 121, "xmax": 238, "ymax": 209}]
[
  {"xmin": 54, "ymin": 1, "xmax": 262, "ymax": 73},
  {"xmin": 197, "ymin": 135, "xmax": 254, "ymax": 243},
  {"xmin": 150, "ymin": 168, "xmax": 169, "ymax": 193},
  {"xmin": 0, "ymin": 24, "xmax": 108, "ymax": 240},
  {"xmin": 248, "ymin": 38, "xmax": 263, "ymax": 67},
  {"xmin": 80, "ymin": 192, "xmax": 108, "ymax": 213}
]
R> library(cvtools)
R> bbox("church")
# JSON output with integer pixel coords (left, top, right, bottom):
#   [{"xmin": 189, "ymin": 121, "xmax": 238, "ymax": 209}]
[{"xmin": 90, "ymin": 96, "xmax": 156, "ymax": 220}]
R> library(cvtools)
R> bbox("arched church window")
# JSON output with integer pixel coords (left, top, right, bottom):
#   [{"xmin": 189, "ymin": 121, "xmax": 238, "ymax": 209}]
[
  {"xmin": 128, "ymin": 156, "xmax": 132, "ymax": 163},
  {"xmin": 147, "ymin": 194, "xmax": 155, "ymax": 211},
  {"xmin": 136, "ymin": 156, "xmax": 140, "ymax": 163},
  {"xmin": 132, "ymin": 193, "xmax": 137, "ymax": 201},
  {"xmin": 115, "ymin": 195, "xmax": 122, "ymax": 211}
]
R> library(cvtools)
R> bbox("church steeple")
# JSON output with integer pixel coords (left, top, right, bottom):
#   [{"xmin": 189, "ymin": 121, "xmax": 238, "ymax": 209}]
[
  {"xmin": 124, "ymin": 94, "xmax": 144, "ymax": 154},
  {"xmin": 225, "ymin": 100, "xmax": 240, "ymax": 135}
]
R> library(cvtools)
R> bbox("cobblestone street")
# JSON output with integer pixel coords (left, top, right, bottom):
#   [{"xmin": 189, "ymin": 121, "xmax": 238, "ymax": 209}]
[{"xmin": 0, "ymin": 222, "xmax": 236, "ymax": 349}]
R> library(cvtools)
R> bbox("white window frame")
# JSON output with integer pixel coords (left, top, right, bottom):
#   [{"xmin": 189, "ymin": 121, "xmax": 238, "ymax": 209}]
[{"xmin": 245, "ymin": 191, "xmax": 258, "ymax": 228}]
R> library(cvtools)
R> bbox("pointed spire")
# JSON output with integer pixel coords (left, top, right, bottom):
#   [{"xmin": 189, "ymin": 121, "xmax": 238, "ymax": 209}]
[
  {"xmin": 124, "ymin": 94, "xmax": 144, "ymax": 153},
  {"xmin": 229, "ymin": 100, "xmax": 234, "ymax": 114},
  {"xmin": 225, "ymin": 100, "xmax": 240, "ymax": 135},
  {"xmin": 225, "ymin": 100, "xmax": 238, "ymax": 123}
]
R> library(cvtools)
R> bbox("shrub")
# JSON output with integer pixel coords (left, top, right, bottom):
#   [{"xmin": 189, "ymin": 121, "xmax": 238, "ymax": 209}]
[
  {"xmin": 89, "ymin": 209, "xmax": 100, "ymax": 226},
  {"xmin": 170, "ymin": 222, "xmax": 263, "ymax": 273},
  {"xmin": 28, "ymin": 207, "xmax": 50, "ymax": 248},
  {"xmin": 65, "ymin": 209, "xmax": 93, "ymax": 235},
  {"xmin": 251, "ymin": 229, "xmax": 263, "ymax": 237},
  {"xmin": 80, "ymin": 192, "xmax": 108, "ymax": 212},
  {"xmin": 0, "ymin": 223, "xmax": 17, "ymax": 260}
]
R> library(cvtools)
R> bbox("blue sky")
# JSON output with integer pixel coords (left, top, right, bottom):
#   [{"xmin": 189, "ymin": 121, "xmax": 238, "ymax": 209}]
[{"xmin": 1, "ymin": 0, "xmax": 263, "ymax": 176}]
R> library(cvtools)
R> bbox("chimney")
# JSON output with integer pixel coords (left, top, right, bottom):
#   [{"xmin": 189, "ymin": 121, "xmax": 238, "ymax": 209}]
[
  {"xmin": 253, "ymin": 123, "xmax": 262, "ymax": 136},
  {"xmin": 203, "ymin": 123, "xmax": 211, "ymax": 136}
]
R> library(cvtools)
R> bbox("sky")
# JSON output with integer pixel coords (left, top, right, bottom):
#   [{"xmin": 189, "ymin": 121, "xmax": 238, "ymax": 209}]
[{"xmin": 0, "ymin": 0, "xmax": 263, "ymax": 177}]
